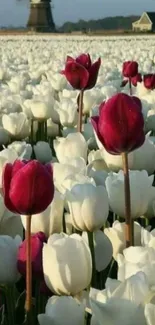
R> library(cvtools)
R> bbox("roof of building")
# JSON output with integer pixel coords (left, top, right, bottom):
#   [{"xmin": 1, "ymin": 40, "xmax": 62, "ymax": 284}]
[{"xmin": 146, "ymin": 12, "xmax": 155, "ymax": 25}]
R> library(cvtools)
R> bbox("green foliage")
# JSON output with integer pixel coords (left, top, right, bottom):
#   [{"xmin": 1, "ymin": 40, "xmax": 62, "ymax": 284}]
[{"xmin": 58, "ymin": 15, "xmax": 140, "ymax": 33}]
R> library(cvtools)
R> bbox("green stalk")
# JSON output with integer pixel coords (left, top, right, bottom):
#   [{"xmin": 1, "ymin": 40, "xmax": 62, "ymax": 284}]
[
  {"xmin": 87, "ymin": 231, "xmax": 97, "ymax": 288},
  {"xmin": 77, "ymin": 90, "xmax": 84, "ymax": 133},
  {"xmin": 5, "ymin": 285, "xmax": 16, "ymax": 325}
]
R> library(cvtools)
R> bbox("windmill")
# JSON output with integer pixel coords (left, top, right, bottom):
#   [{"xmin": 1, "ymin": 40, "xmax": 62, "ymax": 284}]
[{"xmin": 18, "ymin": 0, "xmax": 56, "ymax": 32}]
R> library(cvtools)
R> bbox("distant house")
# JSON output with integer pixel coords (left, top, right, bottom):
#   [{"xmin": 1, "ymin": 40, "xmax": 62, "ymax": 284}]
[{"xmin": 132, "ymin": 12, "xmax": 155, "ymax": 32}]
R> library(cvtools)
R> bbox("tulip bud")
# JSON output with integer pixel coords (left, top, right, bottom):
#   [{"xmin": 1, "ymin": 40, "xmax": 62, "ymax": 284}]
[
  {"xmin": 62, "ymin": 54, "xmax": 101, "ymax": 90},
  {"xmin": 2, "ymin": 160, "xmax": 54, "ymax": 215},
  {"xmin": 0, "ymin": 235, "xmax": 22, "ymax": 284},
  {"xmin": 66, "ymin": 183, "xmax": 109, "ymax": 232},
  {"xmin": 131, "ymin": 73, "xmax": 142, "ymax": 87},
  {"xmin": 122, "ymin": 61, "xmax": 138, "ymax": 78},
  {"xmin": 91, "ymin": 93, "xmax": 145, "ymax": 155},
  {"xmin": 38, "ymin": 296, "xmax": 85, "ymax": 325},
  {"xmin": 144, "ymin": 74, "xmax": 155, "ymax": 90},
  {"xmin": 17, "ymin": 232, "xmax": 46, "ymax": 278},
  {"xmin": 43, "ymin": 233, "xmax": 92, "ymax": 296}
]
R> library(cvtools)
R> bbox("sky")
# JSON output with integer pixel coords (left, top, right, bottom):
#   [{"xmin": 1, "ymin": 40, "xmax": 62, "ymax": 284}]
[{"xmin": 1, "ymin": 0, "xmax": 155, "ymax": 27}]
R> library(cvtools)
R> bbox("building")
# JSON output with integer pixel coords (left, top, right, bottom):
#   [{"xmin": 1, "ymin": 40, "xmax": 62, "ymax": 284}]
[
  {"xmin": 132, "ymin": 12, "xmax": 155, "ymax": 32},
  {"xmin": 27, "ymin": 0, "xmax": 55, "ymax": 32}
]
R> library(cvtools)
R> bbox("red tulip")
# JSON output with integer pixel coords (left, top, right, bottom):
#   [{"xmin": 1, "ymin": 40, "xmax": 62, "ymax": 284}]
[
  {"xmin": 62, "ymin": 53, "xmax": 101, "ymax": 90},
  {"xmin": 144, "ymin": 74, "xmax": 155, "ymax": 90},
  {"xmin": 3, "ymin": 160, "xmax": 54, "ymax": 215},
  {"xmin": 131, "ymin": 73, "xmax": 142, "ymax": 86},
  {"xmin": 91, "ymin": 93, "xmax": 145, "ymax": 155},
  {"xmin": 17, "ymin": 232, "xmax": 46, "ymax": 278},
  {"xmin": 122, "ymin": 61, "xmax": 138, "ymax": 78}
]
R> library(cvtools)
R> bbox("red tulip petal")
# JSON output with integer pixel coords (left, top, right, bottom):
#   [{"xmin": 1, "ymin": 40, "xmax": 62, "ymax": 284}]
[
  {"xmin": 17, "ymin": 232, "xmax": 46, "ymax": 277},
  {"xmin": 97, "ymin": 93, "xmax": 145, "ymax": 154},
  {"xmin": 9, "ymin": 160, "xmax": 54, "ymax": 215},
  {"xmin": 45, "ymin": 163, "xmax": 53, "ymax": 176},
  {"xmin": 132, "ymin": 96, "xmax": 142, "ymax": 111},
  {"xmin": 131, "ymin": 73, "xmax": 142, "ymax": 87},
  {"xmin": 66, "ymin": 56, "xmax": 75, "ymax": 63},
  {"xmin": 11, "ymin": 160, "xmax": 26, "ymax": 177},
  {"xmin": 64, "ymin": 61, "xmax": 89, "ymax": 90},
  {"xmin": 122, "ymin": 61, "xmax": 138, "ymax": 78},
  {"xmin": 99, "ymin": 101, "xmax": 105, "ymax": 115},
  {"xmin": 76, "ymin": 53, "xmax": 92, "ymax": 69},
  {"xmin": 3, "ymin": 164, "xmax": 17, "ymax": 213},
  {"xmin": 86, "ymin": 58, "xmax": 101, "ymax": 89},
  {"xmin": 91, "ymin": 116, "xmax": 106, "ymax": 147}
]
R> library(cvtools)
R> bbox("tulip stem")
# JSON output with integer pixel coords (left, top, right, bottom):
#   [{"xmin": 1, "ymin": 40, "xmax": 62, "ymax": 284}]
[
  {"xmin": 87, "ymin": 231, "xmax": 97, "ymax": 288},
  {"xmin": 129, "ymin": 78, "xmax": 132, "ymax": 96},
  {"xmin": 25, "ymin": 214, "xmax": 33, "ymax": 324},
  {"xmin": 5, "ymin": 285, "xmax": 16, "ymax": 325},
  {"xmin": 77, "ymin": 90, "xmax": 84, "ymax": 133},
  {"xmin": 122, "ymin": 152, "xmax": 134, "ymax": 247}
]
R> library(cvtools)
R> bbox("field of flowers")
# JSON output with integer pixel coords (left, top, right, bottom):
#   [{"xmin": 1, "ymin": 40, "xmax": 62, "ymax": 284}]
[{"xmin": 1, "ymin": 34, "xmax": 155, "ymax": 325}]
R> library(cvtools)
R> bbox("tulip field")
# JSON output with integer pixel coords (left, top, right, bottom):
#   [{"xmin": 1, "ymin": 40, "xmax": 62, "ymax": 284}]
[{"xmin": 1, "ymin": 34, "xmax": 155, "ymax": 325}]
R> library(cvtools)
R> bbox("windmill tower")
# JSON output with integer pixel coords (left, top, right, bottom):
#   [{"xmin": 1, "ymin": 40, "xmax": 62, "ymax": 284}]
[{"xmin": 27, "ymin": 0, "xmax": 56, "ymax": 32}]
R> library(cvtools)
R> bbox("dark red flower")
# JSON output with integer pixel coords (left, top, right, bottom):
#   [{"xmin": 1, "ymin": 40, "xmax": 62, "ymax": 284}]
[
  {"xmin": 91, "ymin": 93, "xmax": 145, "ymax": 155},
  {"xmin": 122, "ymin": 61, "xmax": 138, "ymax": 78},
  {"xmin": 143, "ymin": 74, "xmax": 155, "ymax": 90},
  {"xmin": 131, "ymin": 73, "xmax": 142, "ymax": 86},
  {"xmin": 62, "ymin": 53, "xmax": 101, "ymax": 90},
  {"xmin": 2, "ymin": 160, "xmax": 54, "ymax": 215},
  {"xmin": 17, "ymin": 232, "xmax": 46, "ymax": 278}
]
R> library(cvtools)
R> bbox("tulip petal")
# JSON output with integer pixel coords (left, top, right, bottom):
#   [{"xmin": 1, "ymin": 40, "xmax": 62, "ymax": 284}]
[
  {"xmin": 12, "ymin": 160, "xmax": 27, "ymax": 177},
  {"xmin": 3, "ymin": 164, "xmax": 17, "ymax": 213},
  {"xmin": 64, "ymin": 62, "xmax": 89, "ymax": 90},
  {"xmin": 86, "ymin": 58, "xmax": 101, "ymax": 89},
  {"xmin": 8, "ymin": 160, "xmax": 54, "ymax": 215},
  {"xmin": 76, "ymin": 53, "xmax": 92, "ymax": 69}
]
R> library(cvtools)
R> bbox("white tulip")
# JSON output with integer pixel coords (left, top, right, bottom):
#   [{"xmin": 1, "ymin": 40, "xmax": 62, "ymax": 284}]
[
  {"xmin": 54, "ymin": 133, "xmax": 88, "ymax": 163},
  {"xmin": 0, "ymin": 193, "xmax": 22, "ymax": 237},
  {"xmin": 8, "ymin": 141, "xmax": 32, "ymax": 160},
  {"xmin": 82, "ymin": 230, "xmax": 113, "ymax": 271},
  {"xmin": 90, "ymin": 273, "xmax": 148, "ymax": 325},
  {"xmin": 38, "ymin": 296, "xmax": 85, "ymax": 325},
  {"xmin": 99, "ymin": 148, "xmax": 134, "ymax": 172},
  {"xmin": 146, "ymin": 109, "xmax": 155, "ymax": 132},
  {"xmin": 47, "ymin": 118, "xmax": 59, "ymax": 137},
  {"xmin": 105, "ymin": 170, "xmax": 153, "ymax": 218},
  {"xmin": 117, "ymin": 245, "xmax": 155, "ymax": 286},
  {"xmin": 88, "ymin": 150, "xmax": 109, "ymax": 171},
  {"xmin": 87, "ymin": 165, "xmax": 108, "ymax": 187},
  {"xmin": 104, "ymin": 221, "xmax": 142, "ymax": 260},
  {"xmin": 144, "ymin": 186, "xmax": 155, "ymax": 218},
  {"xmin": 0, "ymin": 127, "xmax": 10, "ymax": 145},
  {"xmin": 21, "ymin": 190, "xmax": 64, "ymax": 237},
  {"xmin": 0, "ymin": 235, "xmax": 22, "ymax": 284},
  {"xmin": 2, "ymin": 113, "xmax": 30, "ymax": 139},
  {"xmin": 66, "ymin": 183, "xmax": 109, "ymax": 231},
  {"xmin": 30, "ymin": 99, "xmax": 54, "ymax": 120},
  {"xmin": 60, "ymin": 89, "xmax": 78, "ymax": 101},
  {"xmin": 145, "ymin": 304, "xmax": 155, "ymax": 325},
  {"xmin": 53, "ymin": 158, "xmax": 87, "ymax": 194},
  {"xmin": 22, "ymin": 99, "xmax": 34, "ymax": 119},
  {"xmin": 56, "ymin": 99, "xmax": 78, "ymax": 127},
  {"xmin": 0, "ymin": 148, "xmax": 18, "ymax": 188},
  {"xmin": 43, "ymin": 233, "xmax": 92, "ymax": 295},
  {"xmin": 33, "ymin": 141, "xmax": 53, "ymax": 163},
  {"xmin": 49, "ymin": 73, "xmax": 67, "ymax": 91},
  {"xmin": 131, "ymin": 136, "xmax": 155, "ymax": 175},
  {"xmin": 82, "ymin": 91, "xmax": 99, "ymax": 115}
]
